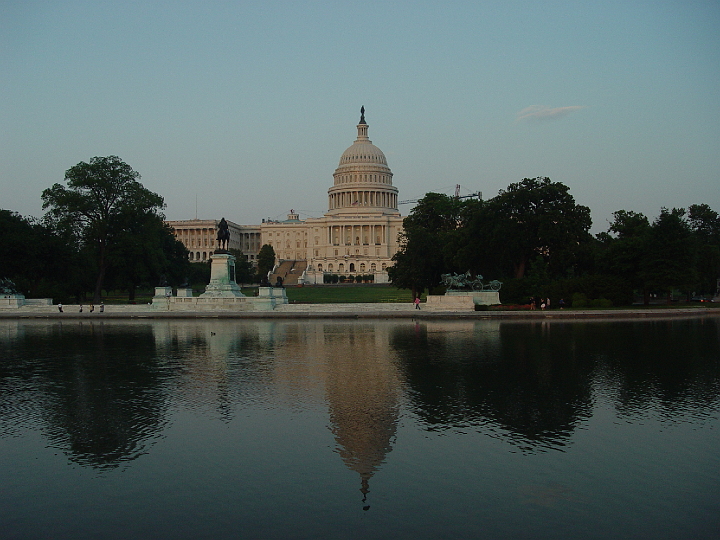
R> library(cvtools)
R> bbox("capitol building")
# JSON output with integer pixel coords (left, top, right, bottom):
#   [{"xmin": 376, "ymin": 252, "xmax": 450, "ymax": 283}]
[{"xmin": 167, "ymin": 109, "xmax": 404, "ymax": 284}]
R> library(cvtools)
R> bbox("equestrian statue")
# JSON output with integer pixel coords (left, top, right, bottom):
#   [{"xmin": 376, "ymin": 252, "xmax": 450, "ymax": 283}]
[{"xmin": 216, "ymin": 217, "xmax": 231, "ymax": 252}]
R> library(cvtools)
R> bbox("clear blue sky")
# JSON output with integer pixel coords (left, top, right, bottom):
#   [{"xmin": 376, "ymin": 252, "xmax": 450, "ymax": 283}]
[{"xmin": 2, "ymin": 0, "xmax": 719, "ymax": 232}]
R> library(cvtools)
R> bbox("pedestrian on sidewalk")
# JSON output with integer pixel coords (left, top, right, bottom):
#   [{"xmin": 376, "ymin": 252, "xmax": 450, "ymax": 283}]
[{"xmin": 414, "ymin": 296, "xmax": 421, "ymax": 310}]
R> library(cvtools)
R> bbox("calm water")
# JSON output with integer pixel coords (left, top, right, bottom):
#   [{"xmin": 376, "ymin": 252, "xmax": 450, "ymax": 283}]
[{"xmin": 1, "ymin": 317, "xmax": 719, "ymax": 540}]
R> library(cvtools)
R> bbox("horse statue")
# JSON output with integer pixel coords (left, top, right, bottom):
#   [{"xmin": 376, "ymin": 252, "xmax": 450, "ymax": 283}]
[
  {"xmin": 216, "ymin": 217, "xmax": 230, "ymax": 252},
  {"xmin": 441, "ymin": 271, "xmax": 502, "ymax": 291}
]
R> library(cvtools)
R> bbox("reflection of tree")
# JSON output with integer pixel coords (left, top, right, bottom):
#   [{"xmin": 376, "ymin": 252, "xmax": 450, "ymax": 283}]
[
  {"xmin": 593, "ymin": 319, "xmax": 720, "ymax": 419},
  {"xmin": 392, "ymin": 321, "xmax": 594, "ymax": 451},
  {"xmin": 392, "ymin": 319, "xmax": 720, "ymax": 451},
  {"xmin": 0, "ymin": 322, "xmax": 170, "ymax": 468}
]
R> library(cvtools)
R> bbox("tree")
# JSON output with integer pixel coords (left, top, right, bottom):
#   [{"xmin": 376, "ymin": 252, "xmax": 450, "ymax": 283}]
[
  {"xmin": 107, "ymin": 216, "xmax": 189, "ymax": 301},
  {"xmin": 256, "ymin": 244, "xmax": 276, "ymax": 283},
  {"xmin": 479, "ymin": 178, "xmax": 592, "ymax": 279},
  {"xmin": 389, "ymin": 193, "xmax": 466, "ymax": 297},
  {"xmin": 42, "ymin": 156, "xmax": 166, "ymax": 303},
  {"xmin": 229, "ymin": 248, "xmax": 255, "ymax": 284},
  {"xmin": 596, "ymin": 210, "xmax": 651, "ymax": 302},
  {"xmin": 0, "ymin": 209, "xmax": 86, "ymax": 301},
  {"xmin": 687, "ymin": 204, "xmax": 720, "ymax": 296},
  {"xmin": 639, "ymin": 208, "xmax": 696, "ymax": 302}
]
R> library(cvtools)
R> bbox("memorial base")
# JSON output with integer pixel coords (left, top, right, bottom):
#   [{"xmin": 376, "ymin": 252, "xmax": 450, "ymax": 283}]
[
  {"xmin": 151, "ymin": 253, "xmax": 289, "ymax": 311},
  {"xmin": 199, "ymin": 253, "xmax": 245, "ymax": 298},
  {"xmin": 426, "ymin": 290, "xmax": 501, "ymax": 311}
]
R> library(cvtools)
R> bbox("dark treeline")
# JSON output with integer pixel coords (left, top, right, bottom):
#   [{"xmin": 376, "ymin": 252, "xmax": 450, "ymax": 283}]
[
  {"xmin": 389, "ymin": 177, "xmax": 720, "ymax": 306},
  {"xmin": 1, "ymin": 156, "xmax": 192, "ymax": 303},
  {"xmin": 1, "ymin": 156, "xmax": 260, "ymax": 303}
]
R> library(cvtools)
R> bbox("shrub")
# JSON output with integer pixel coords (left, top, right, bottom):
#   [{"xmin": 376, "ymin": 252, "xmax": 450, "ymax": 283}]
[{"xmin": 572, "ymin": 292, "xmax": 588, "ymax": 308}]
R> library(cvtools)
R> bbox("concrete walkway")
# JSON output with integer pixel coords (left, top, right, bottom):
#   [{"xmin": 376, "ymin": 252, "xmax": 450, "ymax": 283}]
[{"xmin": 2, "ymin": 303, "xmax": 719, "ymax": 320}]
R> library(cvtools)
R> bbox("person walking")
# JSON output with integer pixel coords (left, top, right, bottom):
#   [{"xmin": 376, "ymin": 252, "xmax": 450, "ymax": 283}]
[
  {"xmin": 414, "ymin": 296, "xmax": 421, "ymax": 310},
  {"xmin": 79, "ymin": 304, "xmax": 83, "ymax": 313},
  {"xmin": 57, "ymin": 303, "xmax": 63, "ymax": 313}
]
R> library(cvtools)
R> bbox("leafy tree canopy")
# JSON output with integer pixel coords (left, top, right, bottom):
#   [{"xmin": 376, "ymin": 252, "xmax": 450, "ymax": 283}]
[
  {"xmin": 256, "ymin": 244, "xmax": 276, "ymax": 283},
  {"xmin": 42, "ymin": 156, "xmax": 167, "ymax": 302},
  {"xmin": 389, "ymin": 193, "xmax": 466, "ymax": 296},
  {"xmin": 486, "ymin": 177, "xmax": 592, "ymax": 278}
]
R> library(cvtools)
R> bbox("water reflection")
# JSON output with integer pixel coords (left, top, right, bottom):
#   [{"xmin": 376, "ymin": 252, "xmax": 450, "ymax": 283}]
[
  {"xmin": 150, "ymin": 320, "xmax": 403, "ymax": 506},
  {"xmin": 390, "ymin": 320, "xmax": 594, "ymax": 452},
  {"xmin": 0, "ymin": 321, "xmax": 168, "ymax": 468},
  {"xmin": 1, "ymin": 317, "xmax": 719, "ymax": 470},
  {"xmin": 390, "ymin": 318, "xmax": 720, "ymax": 452}
]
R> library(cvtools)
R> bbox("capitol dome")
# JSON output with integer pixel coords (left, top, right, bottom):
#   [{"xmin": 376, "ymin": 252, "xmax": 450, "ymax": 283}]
[{"xmin": 327, "ymin": 107, "xmax": 399, "ymax": 216}]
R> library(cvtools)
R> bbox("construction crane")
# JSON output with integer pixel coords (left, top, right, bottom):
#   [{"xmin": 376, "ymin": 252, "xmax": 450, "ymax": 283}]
[{"xmin": 398, "ymin": 185, "xmax": 482, "ymax": 205}]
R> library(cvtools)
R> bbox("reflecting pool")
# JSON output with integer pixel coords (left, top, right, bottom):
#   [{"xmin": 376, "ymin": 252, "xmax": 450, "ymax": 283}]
[{"xmin": 1, "ymin": 317, "xmax": 719, "ymax": 539}]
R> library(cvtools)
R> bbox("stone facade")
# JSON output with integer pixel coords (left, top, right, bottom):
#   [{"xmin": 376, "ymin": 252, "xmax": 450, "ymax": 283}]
[
  {"xmin": 166, "ymin": 109, "xmax": 404, "ymax": 283},
  {"xmin": 166, "ymin": 219, "xmax": 261, "ymax": 263}
]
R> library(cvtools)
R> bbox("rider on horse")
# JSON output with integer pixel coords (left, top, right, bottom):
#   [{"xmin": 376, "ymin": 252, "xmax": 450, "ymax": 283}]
[{"xmin": 217, "ymin": 217, "xmax": 230, "ymax": 251}]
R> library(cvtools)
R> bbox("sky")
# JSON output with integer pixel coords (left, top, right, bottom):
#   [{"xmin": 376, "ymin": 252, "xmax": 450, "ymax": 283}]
[{"xmin": 2, "ymin": 0, "xmax": 719, "ymax": 233}]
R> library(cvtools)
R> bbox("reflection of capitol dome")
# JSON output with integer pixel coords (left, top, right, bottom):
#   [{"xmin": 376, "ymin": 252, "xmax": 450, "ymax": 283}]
[{"xmin": 327, "ymin": 107, "xmax": 399, "ymax": 216}]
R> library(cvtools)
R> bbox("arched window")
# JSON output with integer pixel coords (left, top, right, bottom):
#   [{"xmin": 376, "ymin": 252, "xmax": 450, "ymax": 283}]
[
  {"xmin": 360, "ymin": 263, "xmax": 366, "ymax": 272},
  {"xmin": 381, "ymin": 263, "xmax": 387, "ymax": 271},
  {"xmin": 370, "ymin": 263, "xmax": 376, "ymax": 271},
  {"xmin": 339, "ymin": 263, "xmax": 345, "ymax": 272},
  {"xmin": 318, "ymin": 264, "xmax": 323, "ymax": 271},
  {"xmin": 349, "ymin": 263, "xmax": 355, "ymax": 272},
  {"xmin": 328, "ymin": 264, "xmax": 334, "ymax": 271}
]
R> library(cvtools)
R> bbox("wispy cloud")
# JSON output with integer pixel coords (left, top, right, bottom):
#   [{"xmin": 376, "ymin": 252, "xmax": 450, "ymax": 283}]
[{"xmin": 516, "ymin": 105, "xmax": 586, "ymax": 123}]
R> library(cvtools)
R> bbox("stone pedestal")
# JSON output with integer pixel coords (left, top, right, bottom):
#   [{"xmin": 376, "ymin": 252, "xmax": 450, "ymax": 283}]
[
  {"xmin": 0, "ymin": 294, "xmax": 25, "ymax": 308},
  {"xmin": 199, "ymin": 253, "xmax": 245, "ymax": 298},
  {"xmin": 176, "ymin": 288, "xmax": 193, "ymax": 297},
  {"xmin": 426, "ymin": 290, "xmax": 501, "ymax": 311},
  {"xmin": 445, "ymin": 290, "xmax": 500, "ymax": 305},
  {"xmin": 154, "ymin": 286, "xmax": 173, "ymax": 297}
]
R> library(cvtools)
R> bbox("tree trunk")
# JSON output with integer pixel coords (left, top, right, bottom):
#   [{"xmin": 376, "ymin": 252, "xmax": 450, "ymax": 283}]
[
  {"xmin": 514, "ymin": 258, "xmax": 527, "ymax": 279},
  {"xmin": 93, "ymin": 265, "xmax": 105, "ymax": 304},
  {"xmin": 93, "ymin": 244, "xmax": 106, "ymax": 304}
]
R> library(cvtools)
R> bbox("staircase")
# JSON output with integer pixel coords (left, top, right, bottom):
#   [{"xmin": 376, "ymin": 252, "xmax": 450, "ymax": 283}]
[{"xmin": 269, "ymin": 260, "xmax": 308, "ymax": 286}]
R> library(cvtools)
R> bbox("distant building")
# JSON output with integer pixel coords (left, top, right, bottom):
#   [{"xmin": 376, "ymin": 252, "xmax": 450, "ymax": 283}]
[
  {"xmin": 166, "ymin": 219, "xmax": 261, "ymax": 263},
  {"xmin": 166, "ymin": 109, "xmax": 404, "ymax": 284}
]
